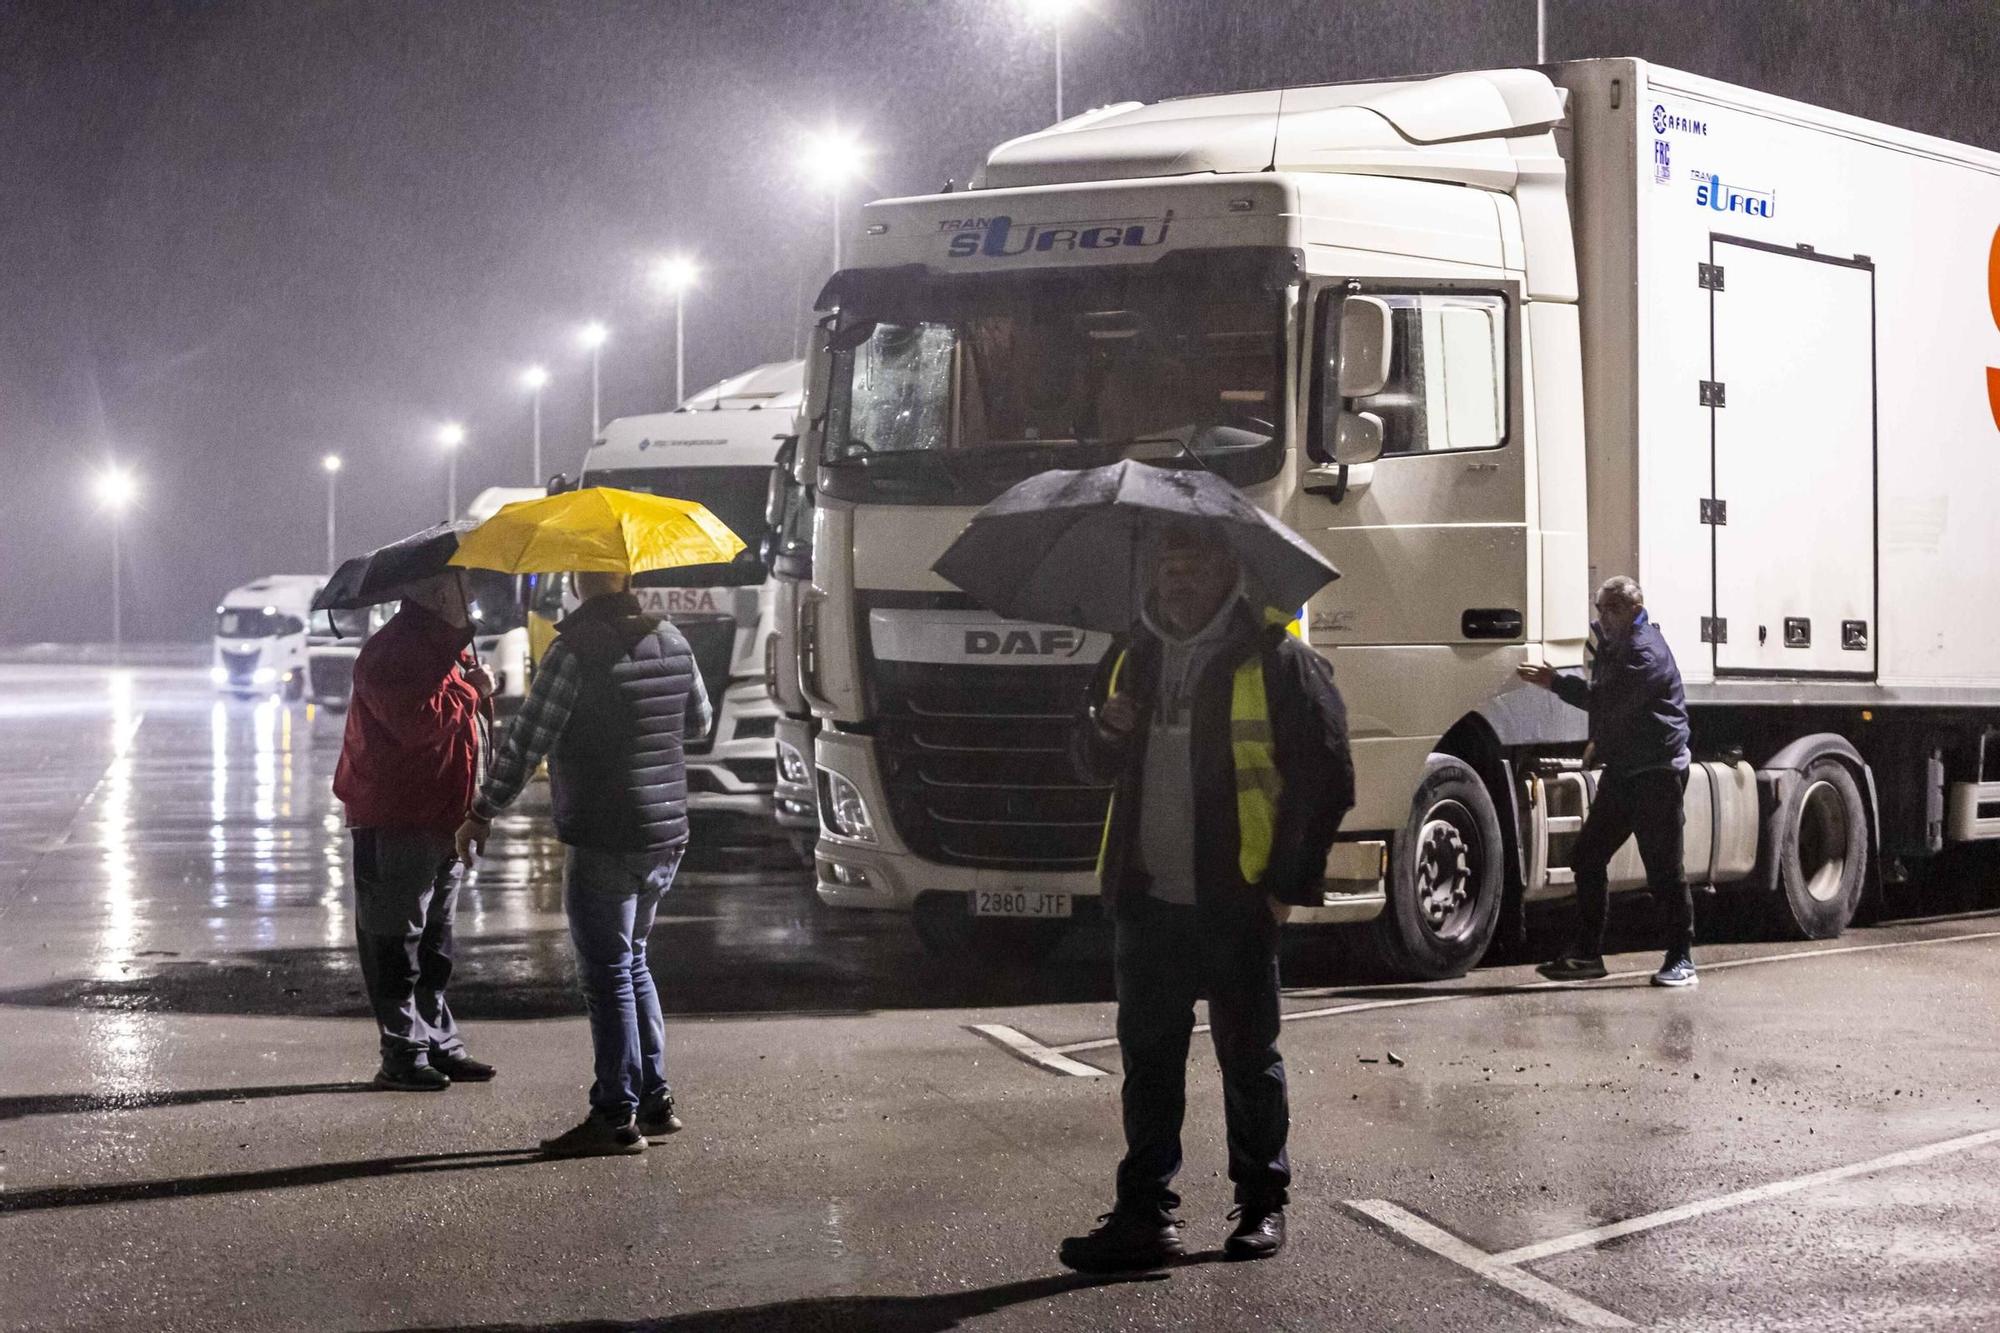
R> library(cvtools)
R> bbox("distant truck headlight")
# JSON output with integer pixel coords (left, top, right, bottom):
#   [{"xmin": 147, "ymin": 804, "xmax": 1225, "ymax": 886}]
[
  {"xmin": 253, "ymin": 667, "xmax": 277, "ymax": 684},
  {"xmin": 210, "ymin": 666, "xmax": 228, "ymax": 684},
  {"xmin": 821, "ymin": 770, "xmax": 875, "ymax": 842},
  {"xmin": 776, "ymin": 739, "xmax": 810, "ymax": 786}
]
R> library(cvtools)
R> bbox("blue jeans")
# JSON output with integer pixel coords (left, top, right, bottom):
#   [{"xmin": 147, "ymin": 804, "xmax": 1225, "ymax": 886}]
[{"xmin": 564, "ymin": 844, "xmax": 683, "ymax": 1121}]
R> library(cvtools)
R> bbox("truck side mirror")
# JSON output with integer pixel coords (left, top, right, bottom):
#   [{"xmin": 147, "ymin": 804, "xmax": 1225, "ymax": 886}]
[
  {"xmin": 1337, "ymin": 296, "xmax": 1393, "ymax": 398},
  {"xmin": 1334, "ymin": 411, "xmax": 1385, "ymax": 466}
]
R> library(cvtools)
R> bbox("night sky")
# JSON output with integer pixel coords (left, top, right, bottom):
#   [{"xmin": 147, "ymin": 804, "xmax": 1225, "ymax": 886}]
[{"xmin": 4, "ymin": 0, "xmax": 1996, "ymax": 643}]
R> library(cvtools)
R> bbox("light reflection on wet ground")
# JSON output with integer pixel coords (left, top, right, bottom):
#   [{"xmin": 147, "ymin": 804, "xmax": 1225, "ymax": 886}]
[{"xmin": 0, "ymin": 666, "xmax": 1117, "ymax": 1041}]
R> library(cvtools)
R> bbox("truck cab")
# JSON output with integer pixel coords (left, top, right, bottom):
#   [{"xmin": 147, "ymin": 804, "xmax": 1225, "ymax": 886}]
[
  {"xmin": 461, "ymin": 486, "xmax": 546, "ymax": 717},
  {"xmin": 579, "ymin": 360, "xmax": 802, "ymax": 815},
  {"xmin": 805, "ymin": 61, "xmax": 2000, "ymax": 972},
  {"xmin": 213, "ymin": 575, "xmax": 323, "ymax": 701},
  {"xmin": 764, "ymin": 369, "xmax": 823, "ymax": 862}
]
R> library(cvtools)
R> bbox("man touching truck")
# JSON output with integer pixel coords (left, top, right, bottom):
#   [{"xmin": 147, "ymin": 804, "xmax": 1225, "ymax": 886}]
[{"xmin": 1518, "ymin": 576, "xmax": 1697, "ymax": 988}]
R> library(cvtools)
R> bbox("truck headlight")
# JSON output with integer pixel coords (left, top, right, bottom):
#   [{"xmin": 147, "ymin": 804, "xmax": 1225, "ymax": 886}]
[
  {"xmin": 209, "ymin": 666, "xmax": 227, "ymax": 684},
  {"xmin": 821, "ymin": 770, "xmax": 875, "ymax": 842},
  {"xmin": 253, "ymin": 667, "xmax": 277, "ymax": 684},
  {"xmin": 776, "ymin": 739, "xmax": 810, "ymax": 786}
]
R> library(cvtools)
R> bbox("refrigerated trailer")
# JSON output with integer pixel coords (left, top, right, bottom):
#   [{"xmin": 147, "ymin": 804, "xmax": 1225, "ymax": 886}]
[{"xmin": 800, "ymin": 58, "xmax": 2000, "ymax": 975}]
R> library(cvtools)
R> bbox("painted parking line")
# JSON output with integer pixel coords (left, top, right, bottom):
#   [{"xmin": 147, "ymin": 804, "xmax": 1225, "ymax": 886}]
[
  {"xmin": 1348, "ymin": 1200, "xmax": 1632, "ymax": 1328},
  {"xmin": 1351, "ymin": 1123, "xmax": 2000, "ymax": 1327},
  {"xmin": 980, "ymin": 925, "xmax": 2000, "ymax": 1077},
  {"xmin": 967, "ymin": 1023, "xmax": 1111, "ymax": 1078}
]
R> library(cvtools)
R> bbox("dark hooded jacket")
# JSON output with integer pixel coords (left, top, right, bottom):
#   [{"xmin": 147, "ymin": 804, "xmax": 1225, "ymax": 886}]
[{"xmin": 1072, "ymin": 603, "xmax": 1355, "ymax": 925}]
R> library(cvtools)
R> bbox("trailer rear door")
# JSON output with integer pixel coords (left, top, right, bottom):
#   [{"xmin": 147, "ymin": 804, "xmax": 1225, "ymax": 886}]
[{"xmin": 1707, "ymin": 237, "xmax": 1877, "ymax": 676}]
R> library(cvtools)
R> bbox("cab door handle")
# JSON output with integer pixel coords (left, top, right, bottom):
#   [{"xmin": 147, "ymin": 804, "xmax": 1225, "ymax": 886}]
[{"xmin": 1461, "ymin": 608, "xmax": 1523, "ymax": 640}]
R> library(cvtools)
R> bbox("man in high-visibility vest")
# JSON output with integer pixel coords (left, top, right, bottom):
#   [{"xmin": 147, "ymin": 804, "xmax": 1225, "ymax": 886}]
[{"xmin": 1059, "ymin": 522, "xmax": 1353, "ymax": 1272}]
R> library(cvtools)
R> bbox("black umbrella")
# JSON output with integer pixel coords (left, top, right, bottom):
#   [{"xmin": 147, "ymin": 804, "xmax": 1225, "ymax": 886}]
[
  {"xmin": 931, "ymin": 460, "xmax": 1338, "ymax": 633},
  {"xmin": 313, "ymin": 520, "xmax": 477, "ymax": 613}
]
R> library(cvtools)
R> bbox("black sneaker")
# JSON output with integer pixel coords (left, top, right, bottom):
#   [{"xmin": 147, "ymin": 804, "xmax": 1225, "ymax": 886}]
[
  {"xmin": 637, "ymin": 1096, "xmax": 683, "ymax": 1141},
  {"xmin": 373, "ymin": 1063, "xmax": 450, "ymax": 1092},
  {"xmin": 430, "ymin": 1051, "xmax": 497, "ymax": 1082},
  {"xmin": 539, "ymin": 1115, "xmax": 646, "ymax": 1158},
  {"xmin": 1536, "ymin": 954, "xmax": 1609, "ymax": 982},
  {"xmin": 1223, "ymin": 1205, "xmax": 1287, "ymax": 1261},
  {"xmin": 1058, "ymin": 1209, "xmax": 1185, "ymax": 1273},
  {"xmin": 1652, "ymin": 953, "xmax": 1699, "ymax": 988}
]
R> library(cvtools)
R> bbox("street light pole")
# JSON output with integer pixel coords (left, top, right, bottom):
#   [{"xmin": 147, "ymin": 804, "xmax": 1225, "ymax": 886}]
[
  {"xmin": 1055, "ymin": 21, "xmax": 1064, "ymax": 121},
  {"xmin": 806, "ymin": 128, "xmax": 868, "ymax": 275},
  {"xmin": 438, "ymin": 423, "xmax": 465, "ymax": 520},
  {"xmin": 1536, "ymin": 0, "xmax": 1546, "ymax": 62},
  {"xmin": 91, "ymin": 465, "xmax": 136, "ymax": 662},
  {"xmin": 579, "ymin": 322, "xmax": 609, "ymax": 439},
  {"xmin": 675, "ymin": 287, "xmax": 686, "ymax": 405},
  {"xmin": 322, "ymin": 454, "xmax": 342, "ymax": 572},
  {"xmin": 522, "ymin": 366, "xmax": 549, "ymax": 484}
]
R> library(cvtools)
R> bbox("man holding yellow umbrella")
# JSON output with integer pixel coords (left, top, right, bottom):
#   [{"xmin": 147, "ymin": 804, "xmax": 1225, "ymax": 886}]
[{"xmin": 451, "ymin": 488, "xmax": 740, "ymax": 1158}]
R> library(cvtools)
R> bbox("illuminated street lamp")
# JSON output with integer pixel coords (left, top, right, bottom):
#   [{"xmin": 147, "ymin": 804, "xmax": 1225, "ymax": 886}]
[
  {"xmin": 521, "ymin": 365, "xmax": 550, "ymax": 484},
  {"xmin": 578, "ymin": 321, "xmax": 609, "ymax": 439},
  {"xmin": 91, "ymin": 464, "xmax": 137, "ymax": 661},
  {"xmin": 803, "ymin": 127, "xmax": 870, "ymax": 272},
  {"xmin": 650, "ymin": 254, "xmax": 700, "ymax": 405},
  {"xmin": 438, "ymin": 422, "xmax": 466, "ymax": 520},
  {"xmin": 321, "ymin": 454, "xmax": 342, "ymax": 573},
  {"xmin": 1021, "ymin": 0, "xmax": 1075, "ymax": 121}
]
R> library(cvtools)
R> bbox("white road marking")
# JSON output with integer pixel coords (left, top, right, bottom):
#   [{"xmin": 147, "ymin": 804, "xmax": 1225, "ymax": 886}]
[
  {"xmin": 967, "ymin": 1023, "xmax": 1110, "ymax": 1078},
  {"xmin": 1351, "ymin": 1123, "xmax": 2000, "ymax": 1326},
  {"xmin": 1348, "ymin": 1199, "xmax": 1633, "ymax": 1328},
  {"xmin": 1037, "ymin": 925, "xmax": 2000, "ymax": 1060},
  {"xmin": 1491, "ymin": 1123, "xmax": 2000, "ymax": 1266}
]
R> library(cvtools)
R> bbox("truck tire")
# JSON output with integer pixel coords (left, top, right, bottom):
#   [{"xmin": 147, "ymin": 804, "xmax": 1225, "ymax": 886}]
[
  {"xmin": 1765, "ymin": 757, "xmax": 1868, "ymax": 940},
  {"xmin": 911, "ymin": 893, "xmax": 1067, "ymax": 971},
  {"xmin": 1369, "ymin": 754, "xmax": 1506, "ymax": 980}
]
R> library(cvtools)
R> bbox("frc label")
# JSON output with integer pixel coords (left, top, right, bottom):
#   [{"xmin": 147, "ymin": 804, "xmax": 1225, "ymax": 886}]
[{"xmin": 868, "ymin": 609, "xmax": 1110, "ymax": 667}]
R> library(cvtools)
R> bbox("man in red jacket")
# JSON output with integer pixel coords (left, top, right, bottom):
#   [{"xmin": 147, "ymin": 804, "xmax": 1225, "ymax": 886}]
[{"xmin": 333, "ymin": 574, "xmax": 498, "ymax": 1091}]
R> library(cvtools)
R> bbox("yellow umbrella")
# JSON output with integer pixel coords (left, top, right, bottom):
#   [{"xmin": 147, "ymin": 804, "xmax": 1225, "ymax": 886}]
[{"xmin": 447, "ymin": 487, "xmax": 744, "ymax": 575}]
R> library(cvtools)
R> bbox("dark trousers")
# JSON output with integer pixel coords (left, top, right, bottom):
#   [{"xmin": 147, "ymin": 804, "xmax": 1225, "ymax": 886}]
[
  {"xmin": 1113, "ymin": 895, "xmax": 1290, "ymax": 1214},
  {"xmin": 350, "ymin": 827, "xmax": 465, "ymax": 1069},
  {"xmin": 1571, "ymin": 767, "xmax": 1694, "ymax": 957}
]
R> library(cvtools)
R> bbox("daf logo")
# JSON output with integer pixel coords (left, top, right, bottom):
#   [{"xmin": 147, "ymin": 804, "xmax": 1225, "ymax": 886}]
[{"xmin": 965, "ymin": 628, "xmax": 1085, "ymax": 657}]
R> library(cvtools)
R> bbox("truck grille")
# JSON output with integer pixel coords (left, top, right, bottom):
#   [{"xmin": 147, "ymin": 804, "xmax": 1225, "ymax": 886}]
[
  {"xmin": 873, "ymin": 660, "xmax": 1109, "ymax": 871},
  {"xmin": 220, "ymin": 648, "xmax": 260, "ymax": 682},
  {"xmin": 673, "ymin": 615, "xmax": 734, "ymax": 753}
]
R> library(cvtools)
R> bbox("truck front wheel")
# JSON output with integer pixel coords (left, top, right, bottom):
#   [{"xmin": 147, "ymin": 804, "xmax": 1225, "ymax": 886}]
[
  {"xmin": 1764, "ymin": 758, "xmax": 1868, "ymax": 940},
  {"xmin": 1370, "ymin": 755, "xmax": 1505, "ymax": 980}
]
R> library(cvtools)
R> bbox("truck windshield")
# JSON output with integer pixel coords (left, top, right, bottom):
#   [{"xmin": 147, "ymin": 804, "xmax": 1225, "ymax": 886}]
[
  {"xmin": 217, "ymin": 609, "xmax": 304, "ymax": 639},
  {"xmin": 580, "ymin": 465, "xmax": 770, "ymax": 587},
  {"xmin": 821, "ymin": 255, "xmax": 1289, "ymax": 501}
]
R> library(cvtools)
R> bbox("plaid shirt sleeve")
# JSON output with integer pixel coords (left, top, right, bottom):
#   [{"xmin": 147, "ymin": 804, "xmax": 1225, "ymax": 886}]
[{"xmin": 472, "ymin": 643, "xmax": 580, "ymax": 820}]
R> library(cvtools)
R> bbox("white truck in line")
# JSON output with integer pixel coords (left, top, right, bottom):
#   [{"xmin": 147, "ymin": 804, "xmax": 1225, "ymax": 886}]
[
  {"xmin": 798, "ymin": 58, "xmax": 2000, "ymax": 974},
  {"xmin": 213, "ymin": 575, "xmax": 323, "ymax": 701},
  {"xmin": 461, "ymin": 485, "xmax": 546, "ymax": 717},
  {"xmin": 764, "ymin": 358, "xmax": 824, "ymax": 862},
  {"xmin": 578, "ymin": 361, "xmax": 802, "ymax": 815}
]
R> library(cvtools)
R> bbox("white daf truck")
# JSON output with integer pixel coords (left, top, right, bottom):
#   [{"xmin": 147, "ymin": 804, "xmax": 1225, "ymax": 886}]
[
  {"xmin": 579, "ymin": 360, "xmax": 802, "ymax": 815},
  {"xmin": 800, "ymin": 58, "xmax": 2000, "ymax": 974}
]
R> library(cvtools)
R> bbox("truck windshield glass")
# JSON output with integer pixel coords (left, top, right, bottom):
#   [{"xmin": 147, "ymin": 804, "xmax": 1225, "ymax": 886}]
[
  {"xmin": 581, "ymin": 465, "xmax": 771, "ymax": 587},
  {"xmin": 217, "ymin": 609, "xmax": 303, "ymax": 639},
  {"xmin": 822, "ymin": 258, "xmax": 1288, "ymax": 497}
]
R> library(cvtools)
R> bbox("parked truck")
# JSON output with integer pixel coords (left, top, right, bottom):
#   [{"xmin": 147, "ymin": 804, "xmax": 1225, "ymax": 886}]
[
  {"xmin": 213, "ymin": 575, "xmax": 323, "ymax": 701},
  {"xmin": 799, "ymin": 58, "xmax": 2000, "ymax": 974},
  {"xmin": 578, "ymin": 361, "xmax": 802, "ymax": 815},
  {"xmin": 764, "ymin": 348, "xmax": 826, "ymax": 862}
]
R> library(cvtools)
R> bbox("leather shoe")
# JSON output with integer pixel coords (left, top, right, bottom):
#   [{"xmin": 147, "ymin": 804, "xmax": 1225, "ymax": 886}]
[
  {"xmin": 430, "ymin": 1051, "xmax": 497, "ymax": 1082},
  {"xmin": 1058, "ymin": 1208, "xmax": 1184, "ymax": 1273},
  {"xmin": 1223, "ymin": 1205, "xmax": 1286, "ymax": 1261}
]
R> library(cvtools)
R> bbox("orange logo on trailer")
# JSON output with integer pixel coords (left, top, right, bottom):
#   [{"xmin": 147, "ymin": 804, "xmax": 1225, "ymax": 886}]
[{"xmin": 1989, "ymin": 224, "xmax": 2000, "ymax": 432}]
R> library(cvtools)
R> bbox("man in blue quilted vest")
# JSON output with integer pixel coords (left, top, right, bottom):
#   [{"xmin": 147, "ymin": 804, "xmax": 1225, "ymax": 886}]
[{"xmin": 457, "ymin": 569, "xmax": 711, "ymax": 1157}]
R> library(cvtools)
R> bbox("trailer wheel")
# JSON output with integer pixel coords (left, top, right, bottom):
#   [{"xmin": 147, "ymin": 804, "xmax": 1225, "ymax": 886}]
[
  {"xmin": 1766, "ymin": 757, "xmax": 1868, "ymax": 939},
  {"xmin": 1370, "ymin": 755, "xmax": 1505, "ymax": 980},
  {"xmin": 911, "ymin": 893, "xmax": 1067, "ymax": 971}
]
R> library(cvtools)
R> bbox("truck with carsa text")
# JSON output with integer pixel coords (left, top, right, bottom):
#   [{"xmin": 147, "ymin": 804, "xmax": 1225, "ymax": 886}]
[
  {"xmin": 578, "ymin": 360, "xmax": 802, "ymax": 815},
  {"xmin": 799, "ymin": 58, "xmax": 2000, "ymax": 974}
]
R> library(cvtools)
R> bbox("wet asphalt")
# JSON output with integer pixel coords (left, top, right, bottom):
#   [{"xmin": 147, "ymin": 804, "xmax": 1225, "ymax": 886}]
[{"xmin": 2, "ymin": 664, "xmax": 1999, "ymax": 1331}]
